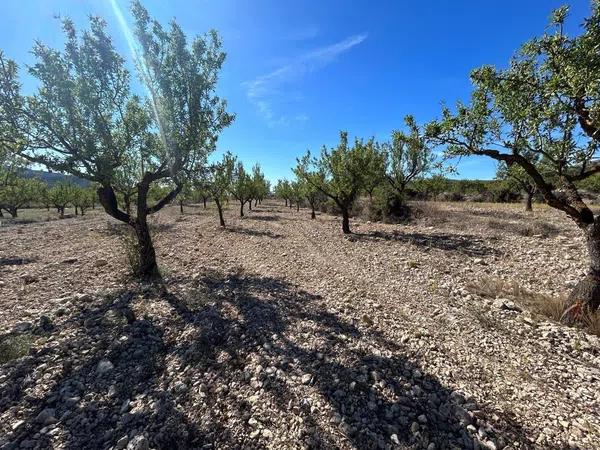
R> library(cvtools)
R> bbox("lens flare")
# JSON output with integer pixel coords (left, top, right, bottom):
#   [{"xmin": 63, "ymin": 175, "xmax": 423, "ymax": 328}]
[{"xmin": 109, "ymin": 0, "xmax": 168, "ymax": 155}]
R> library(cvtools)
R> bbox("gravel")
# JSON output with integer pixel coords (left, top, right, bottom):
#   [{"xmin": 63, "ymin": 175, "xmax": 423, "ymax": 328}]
[{"xmin": 0, "ymin": 201, "xmax": 598, "ymax": 449}]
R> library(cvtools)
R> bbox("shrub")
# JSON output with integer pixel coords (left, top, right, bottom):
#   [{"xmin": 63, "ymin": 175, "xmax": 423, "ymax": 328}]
[{"xmin": 0, "ymin": 334, "xmax": 32, "ymax": 364}]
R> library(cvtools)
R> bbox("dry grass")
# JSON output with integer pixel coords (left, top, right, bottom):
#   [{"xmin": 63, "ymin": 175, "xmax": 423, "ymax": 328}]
[
  {"xmin": 486, "ymin": 218, "xmax": 559, "ymax": 238},
  {"xmin": 0, "ymin": 334, "xmax": 32, "ymax": 364},
  {"xmin": 467, "ymin": 276, "xmax": 569, "ymax": 320},
  {"xmin": 467, "ymin": 276, "xmax": 600, "ymax": 336}
]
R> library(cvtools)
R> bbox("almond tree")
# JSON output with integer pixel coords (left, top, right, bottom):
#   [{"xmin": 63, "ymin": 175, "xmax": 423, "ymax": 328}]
[
  {"xmin": 427, "ymin": 4, "xmax": 600, "ymax": 315},
  {"xmin": 49, "ymin": 181, "xmax": 76, "ymax": 218},
  {"xmin": 206, "ymin": 152, "xmax": 234, "ymax": 227},
  {"xmin": 72, "ymin": 186, "xmax": 96, "ymax": 216},
  {"xmin": 293, "ymin": 168, "xmax": 325, "ymax": 219},
  {"xmin": 384, "ymin": 116, "xmax": 440, "ymax": 206},
  {"xmin": 361, "ymin": 139, "xmax": 386, "ymax": 202},
  {"xmin": 496, "ymin": 163, "xmax": 538, "ymax": 211},
  {"xmin": 274, "ymin": 179, "xmax": 292, "ymax": 207},
  {"xmin": 229, "ymin": 159, "xmax": 252, "ymax": 217},
  {"xmin": 0, "ymin": 1, "xmax": 232, "ymax": 278},
  {"xmin": 0, "ymin": 177, "xmax": 43, "ymax": 218},
  {"xmin": 296, "ymin": 132, "xmax": 372, "ymax": 234}
]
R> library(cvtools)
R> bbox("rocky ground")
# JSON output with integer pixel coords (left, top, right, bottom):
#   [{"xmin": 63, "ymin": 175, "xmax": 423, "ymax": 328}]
[{"xmin": 0, "ymin": 201, "xmax": 598, "ymax": 450}]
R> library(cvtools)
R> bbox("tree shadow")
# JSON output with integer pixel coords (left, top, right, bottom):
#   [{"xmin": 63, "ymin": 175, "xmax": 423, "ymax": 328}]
[
  {"xmin": 0, "ymin": 270, "xmax": 533, "ymax": 449},
  {"xmin": 0, "ymin": 257, "xmax": 37, "ymax": 267},
  {"xmin": 226, "ymin": 226, "xmax": 283, "ymax": 239},
  {"xmin": 353, "ymin": 230, "xmax": 500, "ymax": 257},
  {"xmin": 246, "ymin": 215, "xmax": 280, "ymax": 222}
]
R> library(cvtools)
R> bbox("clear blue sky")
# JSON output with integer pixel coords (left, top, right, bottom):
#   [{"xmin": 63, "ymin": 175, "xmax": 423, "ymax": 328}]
[{"xmin": 0, "ymin": 0, "xmax": 591, "ymax": 182}]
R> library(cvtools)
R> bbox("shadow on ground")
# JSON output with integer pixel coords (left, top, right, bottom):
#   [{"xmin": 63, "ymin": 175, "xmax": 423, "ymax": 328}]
[
  {"xmin": 226, "ymin": 226, "xmax": 283, "ymax": 239},
  {"xmin": 0, "ymin": 270, "xmax": 530, "ymax": 449},
  {"xmin": 353, "ymin": 231, "xmax": 500, "ymax": 257}
]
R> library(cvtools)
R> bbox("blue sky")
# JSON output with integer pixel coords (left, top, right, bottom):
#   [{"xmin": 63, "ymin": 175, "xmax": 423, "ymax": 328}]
[{"xmin": 0, "ymin": 0, "xmax": 591, "ymax": 182}]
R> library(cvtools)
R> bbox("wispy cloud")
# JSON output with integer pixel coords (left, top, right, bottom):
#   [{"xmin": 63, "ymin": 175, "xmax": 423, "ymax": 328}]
[{"xmin": 245, "ymin": 33, "xmax": 367, "ymax": 127}]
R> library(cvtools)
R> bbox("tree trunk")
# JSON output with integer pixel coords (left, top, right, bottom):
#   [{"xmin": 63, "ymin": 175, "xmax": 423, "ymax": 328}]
[
  {"xmin": 248, "ymin": 200, "xmax": 252, "ymax": 211},
  {"xmin": 285, "ymin": 199, "xmax": 288, "ymax": 207},
  {"xmin": 135, "ymin": 183, "xmax": 160, "ymax": 279},
  {"xmin": 8, "ymin": 207, "xmax": 17, "ymax": 218},
  {"xmin": 180, "ymin": 200, "xmax": 184, "ymax": 214},
  {"xmin": 563, "ymin": 222, "xmax": 600, "ymax": 321},
  {"xmin": 215, "ymin": 198, "xmax": 225, "ymax": 227},
  {"xmin": 296, "ymin": 202, "xmax": 300, "ymax": 212},
  {"xmin": 124, "ymin": 194, "xmax": 131, "ymax": 216},
  {"xmin": 311, "ymin": 203, "xmax": 316, "ymax": 220},
  {"xmin": 0, "ymin": 209, "xmax": 3, "ymax": 218},
  {"xmin": 525, "ymin": 191, "xmax": 533, "ymax": 212},
  {"xmin": 341, "ymin": 206, "xmax": 351, "ymax": 234},
  {"xmin": 59, "ymin": 207, "xmax": 65, "ymax": 219},
  {"xmin": 240, "ymin": 201, "xmax": 244, "ymax": 217},
  {"xmin": 254, "ymin": 199, "xmax": 258, "ymax": 207},
  {"xmin": 203, "ymin": 197, "xmax": 207, "ymax": 209},
  {"xmin": 75, "ymin": 205, "xmax": 79, "ymax": 216}
]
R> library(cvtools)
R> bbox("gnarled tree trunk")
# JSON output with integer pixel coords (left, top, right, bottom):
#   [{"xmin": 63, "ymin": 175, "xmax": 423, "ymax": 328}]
[
  {"xmin": 240, "ymin": 201, "xmax": 244, "ymax": 217},
  {"xmin": 135, "ymin": 183, "xmax": 160, "ymax": 279},
  {"xmin": 341, "ymin": 206, "xmax": 351, "ymax": 234},
  {"xmin": 310, "ymin": 202, "xmax": 316, "ymax": 219},
  {"xmin": 525, "ymin": 190, "xmax": 533, "ymax": 212},
  {"xmin": 215, "ymin": 198, "xmax": 225, "ymax": 227},
  {"xmin": 203, "ymin": 197, "xmax": 207, "ymax": 209},
  {"xmin": 567, "ymin": 222, "xmax": 600, "ymax": 316}
]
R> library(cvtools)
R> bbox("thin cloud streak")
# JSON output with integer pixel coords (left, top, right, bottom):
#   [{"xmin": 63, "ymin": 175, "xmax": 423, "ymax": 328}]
[{"xmin": 245, "ymin": 33, "xmax": 367, "ymax": 127}]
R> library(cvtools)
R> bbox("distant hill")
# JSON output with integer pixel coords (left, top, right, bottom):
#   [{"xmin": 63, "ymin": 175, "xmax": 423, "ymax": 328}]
[{"xmin": 22, "ymin": 169, "xmax": 90, "ymax": 187}]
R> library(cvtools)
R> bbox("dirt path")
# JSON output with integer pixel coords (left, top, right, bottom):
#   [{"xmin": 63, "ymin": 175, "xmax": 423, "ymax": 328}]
[{"xmin": 0, "ymin": 201, "xmax": 598, "ymax": 449}]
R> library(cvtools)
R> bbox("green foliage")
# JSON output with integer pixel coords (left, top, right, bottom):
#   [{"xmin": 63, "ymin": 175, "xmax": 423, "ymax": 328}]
[
  {"xmin": 426, "ymin": 3, "xmax": 600, "ymax": 227},
  {"xmin": 248, "ymin": 163, "xmax": 269, "ymax": 203},
  {"xmin": 0, "ymin": 334, "xmax": 32, "ymax": 364},
  {"xmin": 72, "ymin": 186, "xmax": 96, "ymax": 215},
  {"xmin": 0, "ymin": 175, "xmax": 44, "ymax": 217},
  {"xmin": 229, "ymin": 159, "xmax": 252, "ymax": 204},
  {"xmin": 297, "ymin": 133, "xmax": 367, "ymax": 207},
  {"xmin": 206, "ymin": 152, "xmax": 235, "ymax": 203},
  {"xmin": 360, "ymin": 139, "xmax": 386, "ymax": 198},
  {"xmin": 384, "ymin": 116, "xmax": 440, "ymax": 199},
  {"xmin": 0, "ymin": 1, "xmax": 233, "ymax": 277},
  {"xmin": 274, "ymin": 179, "xmax": 292, "ymax": 203},
  {"xmin": 48, "ymin": 181, "xmax": 77, "ymax": 217}
]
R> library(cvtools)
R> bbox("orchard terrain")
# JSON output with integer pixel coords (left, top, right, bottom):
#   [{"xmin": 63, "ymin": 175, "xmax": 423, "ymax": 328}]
[{"xmin": 0, "ymin": 201, "xmax": 598, "ymax": 450}]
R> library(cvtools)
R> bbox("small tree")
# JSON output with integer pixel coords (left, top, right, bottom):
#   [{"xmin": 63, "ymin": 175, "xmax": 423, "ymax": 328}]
[
  {"xmin": 193, "ymin": 181, "xmax": 210, "ymax": 209},
  {"xmin": 72, "ymin": 185, "xmax": 95, "ymax": 216},
  {"xmin": 0, "ymin": 3, "xmax": 233, "ymax": 278},
  {"xmin": 274, "ymin": 179, "xmax": 292, "ymax": 207},
  {"xmin": 361, "ymin": 139, "xmax": 386, "ymax": 202},
  {"xmin": 229, "ymin": 159, "xmax": 252, "ymax": 217},
  {"xmin": 384, "ymin": 116, "xmax": 440, "ymax": 207},
  {"xmin": 496, "ymin": 162, "xmax": 537, "ymax": 211},
  {"xmin": 289, "ymin": 180, "xmax": 303, "ymax": 212},
  {"xmin": 49, "ymin": 181, "xmax": 76, "ymax": 218},
  {"xmin": 293, "ymin": 170, "xmax": 325, "ymax": 219},
  {"xmin": 206, "ymin": 152, "xmax": 234, "ymax": 227},
  {"xmin": 0, "ymin": 176, "xmax": 43, "ymax": 217},
  {"xmin": 427, "ymin": 4, "xmax": 600, "ymax": 314},
  {"xmin": 296, "ymin": 132, "xmax": 371, "ymax": 234},
  {"xmin": 249, "ymin": 164, "xmax": 268, "ymax": 207}
]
